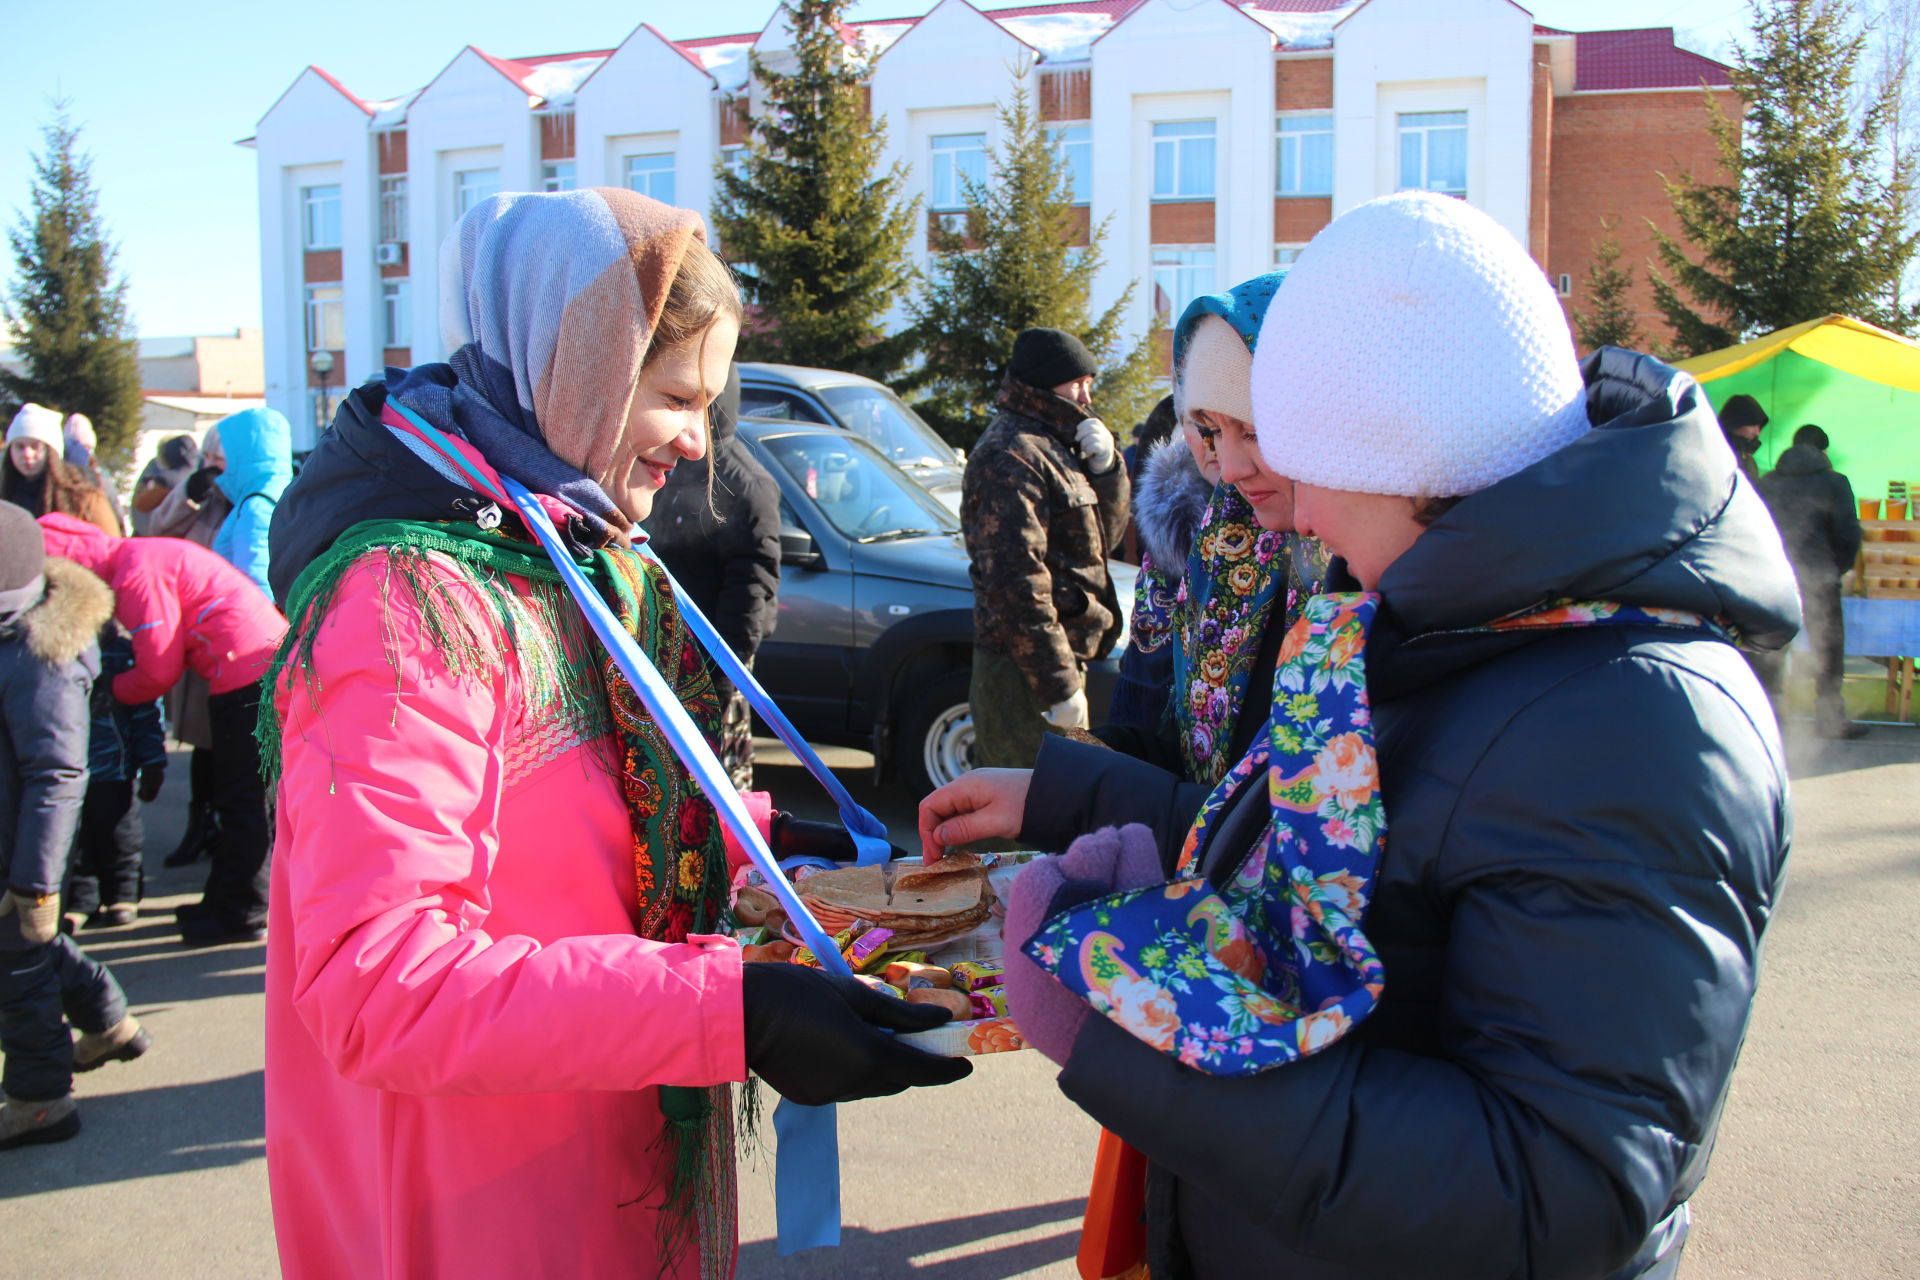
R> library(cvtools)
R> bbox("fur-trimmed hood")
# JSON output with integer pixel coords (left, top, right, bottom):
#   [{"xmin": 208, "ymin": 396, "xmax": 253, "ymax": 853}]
[
  {"xmin": 0, "ymin": 557, "xmax": 114, "ymax": 666},
  {"xmin": 1133, "ymin": 439, "xmax": 1214, "ymax": 575}
]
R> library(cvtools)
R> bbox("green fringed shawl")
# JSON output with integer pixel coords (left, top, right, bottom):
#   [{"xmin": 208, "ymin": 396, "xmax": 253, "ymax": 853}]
[{"xmin": 260, "ymin": 518, "xmax": 738, "ymax": 1277}]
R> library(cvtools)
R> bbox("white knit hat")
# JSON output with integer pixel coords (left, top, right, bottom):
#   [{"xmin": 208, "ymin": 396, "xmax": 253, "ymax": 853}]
[
  {"xmin": 6, "ymin": 403, "xmax": 65, "ymax": 452},
  {"xmin": 1178, "ymin": 315, "xmax": 1255, "ymax": 425},
  {"xmin": 1251, "ymin": 192, "xmax": 1589, "ymax": 497},
  {"xmin": 63, "ymin": 413, "xmax": 96, "ymax": 452}
]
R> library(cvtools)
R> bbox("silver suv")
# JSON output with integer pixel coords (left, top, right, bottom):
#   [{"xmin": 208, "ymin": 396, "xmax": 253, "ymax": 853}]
[
  {"xmin": 738, "ymin": 362, "xmax": 965, "ymax": 511},
  {"xmin": 737, "ymin": 420, "xmax": 1130, "ymax": 796}
]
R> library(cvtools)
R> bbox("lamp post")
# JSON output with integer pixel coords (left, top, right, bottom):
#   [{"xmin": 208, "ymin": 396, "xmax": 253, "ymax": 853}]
[{"xmin": 310, "ymin": 349, "xmax": 336, "ymax": 434}]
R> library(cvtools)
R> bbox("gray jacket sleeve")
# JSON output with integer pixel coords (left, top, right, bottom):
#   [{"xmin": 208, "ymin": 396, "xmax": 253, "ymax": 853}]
[
  {"xmin": 1056, "ymin": 655, "xmax": 1786, "ymax": 1280},
  {"xmin": 6, "ymin": 656, "xmax": 92, "ymax": 894}
]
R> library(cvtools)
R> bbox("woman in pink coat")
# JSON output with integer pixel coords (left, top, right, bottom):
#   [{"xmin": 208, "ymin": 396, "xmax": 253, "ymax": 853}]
[
  {"xmin": 37, "ymin": 512, "xmax": 287, "ymax": 944},
  {"xmin": 259, "ymin": 189, "xmax": 968, "ymax": 1280}
]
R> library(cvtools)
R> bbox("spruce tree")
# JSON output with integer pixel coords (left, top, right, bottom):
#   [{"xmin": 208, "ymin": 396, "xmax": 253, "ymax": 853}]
[
  {"xmin": 711, "ymin": 0, "xmax": 920, "ymax": 382},
  {"xmin": 903, "ymin": 85, "xmax": 1157, "ymax": 449},
  {"xmin": 1572, "ymin": 224, "xmax": 1648, "ymax": 353},
  {"xmin": 2, "ymin": 108, "xmax": 143, "ymax": 466},
  {"xmin": 1650, "ymin": 0, "xmax": 1918, "ymax": 355}
]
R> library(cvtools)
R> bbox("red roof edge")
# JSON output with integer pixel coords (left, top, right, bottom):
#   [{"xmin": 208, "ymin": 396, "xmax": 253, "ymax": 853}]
[
  {"xmin": 308, "ymin": 66, "xmax": 374, "ymax": 116},
  {"xmin": 648, "ymin": 24, "xmax": 718, "ymax": 80}
]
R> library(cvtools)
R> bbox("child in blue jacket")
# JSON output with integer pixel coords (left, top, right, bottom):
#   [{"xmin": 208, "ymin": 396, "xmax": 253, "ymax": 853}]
[{"xmin": 64, "ymin": 624, "xmax": 167, "ymax": 929}]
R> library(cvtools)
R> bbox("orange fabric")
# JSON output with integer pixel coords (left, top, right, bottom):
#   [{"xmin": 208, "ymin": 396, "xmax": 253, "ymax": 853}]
[{"xmin": 1078, "ymin": 1128, "xmax": 1149, "ymax": 1280}]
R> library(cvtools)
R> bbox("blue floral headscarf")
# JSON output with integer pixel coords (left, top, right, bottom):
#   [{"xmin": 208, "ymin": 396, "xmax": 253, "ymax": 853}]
[{"xmin": 1166, "ymin": 272, "xmax": 1329, "ymax": 786}]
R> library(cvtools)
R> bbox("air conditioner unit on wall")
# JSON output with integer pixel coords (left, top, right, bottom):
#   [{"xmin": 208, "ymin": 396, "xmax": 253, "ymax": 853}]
[{"xmin": 375, "ymin": 243, "xmax": 404, "ymax": 266}]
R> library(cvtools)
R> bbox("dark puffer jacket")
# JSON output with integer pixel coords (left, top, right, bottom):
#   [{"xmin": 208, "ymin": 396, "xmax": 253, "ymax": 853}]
[
  {"xmin": 1019, "ymin": 350, "xmax": 1799, "ymax": 1280},
  {"xmin": 1757, "ymin": 442, "xmax": 1862, "ymax": 577},
  {"xmin": 0, "ymin": 558, "xmax": 109, "ymax": 948},
  {"xmin": 962, "ymin": 381, "xmax": 1131, "ymax": 706},
  {"xmin": 640, "ymin": 365, "xmax": 781, "ymax": 668}
]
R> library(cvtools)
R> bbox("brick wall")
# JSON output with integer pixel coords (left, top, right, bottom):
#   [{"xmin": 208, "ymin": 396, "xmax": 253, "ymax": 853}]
[
  {"xmin": 720, "ymin": 96, "xmax": 750, "ymax": 147},
  {"xmin": 540, "ymin": 112, "xmax": 575, "ymax": 161},
  {"xmin": 1549, "ymin": 89, "xmax": 1742, "ymax": 349},
  {"xmin": 380, "ymin": 250, "xmax": 410, "ymax": 279},
  {"xmin": 1275, "ymin": 58, "xmax": 1332, "ymax": 112},
  {"xmin": 303, "ymin": 250, "xmax": 342, "ymax": 283},
  {"xmin": 1041, "ymin": 68, "xmax": 1092, "ymax": 122},
  {"xmin": 377, "ymin": 130, "xmax": 408, "ymax": 175},
  {"xmin": 1150, "ymin": 200, "xmax": 1214, "ymax": 244},
  {"xmin": 1274, "ymin": 197, "xmax": 1331, "ymax": 244}
]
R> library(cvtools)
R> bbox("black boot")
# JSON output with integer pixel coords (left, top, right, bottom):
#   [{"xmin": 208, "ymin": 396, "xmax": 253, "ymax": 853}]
[{"xmin": 163, "ymin": 802, "xmax": 214, "ymax": 868}]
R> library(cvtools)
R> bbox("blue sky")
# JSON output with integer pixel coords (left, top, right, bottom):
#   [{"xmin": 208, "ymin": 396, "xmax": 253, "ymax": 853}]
[{"xmin": 1, "ymin": 0, "xmax": 1751, "ymax": 340}]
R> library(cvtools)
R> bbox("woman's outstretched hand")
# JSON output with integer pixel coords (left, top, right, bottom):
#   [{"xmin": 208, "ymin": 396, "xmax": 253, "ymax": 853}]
[
  {"xmin": 917, "ymin": 768, "xmax": 1033, "ymax": 861},
  {"xmin": 741, "ymin": 963, "xmax": 973, "ymax": 1106}
]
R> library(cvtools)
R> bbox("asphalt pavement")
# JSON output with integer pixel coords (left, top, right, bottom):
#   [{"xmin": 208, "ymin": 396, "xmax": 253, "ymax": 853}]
[{"xmin": 1, "ymin": 727, "xmax": 1915, "ymax": 1279}]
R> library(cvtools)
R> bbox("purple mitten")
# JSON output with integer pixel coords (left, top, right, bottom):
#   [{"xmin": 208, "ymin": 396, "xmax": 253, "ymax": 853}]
[{"xmin": 1004, "ymin": 824, "xmax": 1166, "ymax": 1066}]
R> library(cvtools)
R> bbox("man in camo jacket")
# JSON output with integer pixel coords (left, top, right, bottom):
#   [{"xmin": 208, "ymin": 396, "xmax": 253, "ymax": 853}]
[{"xmin": 962, "ymin": 328, "xmax": 1130, "ymax": 771}]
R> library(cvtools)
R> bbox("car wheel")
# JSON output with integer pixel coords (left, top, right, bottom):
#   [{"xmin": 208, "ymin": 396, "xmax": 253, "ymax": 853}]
[{"xmin": 894, "ymin": 669, "xmax": 974, "ymax": 798}]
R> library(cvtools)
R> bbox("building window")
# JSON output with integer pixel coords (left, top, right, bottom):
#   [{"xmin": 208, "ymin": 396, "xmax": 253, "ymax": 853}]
[
  {"xmin": 304, "ymin": 283, "xmax": 345, "ymax": 351},
  {"xmin": 1274, "ymin": 244, "xmax": 1306, "ymax": 268},
  {"xmin": 719, "ymin": 145, "xmax": 747, "ymax": 182},
  {"xmin": 302, "ymin": 184, "xmax": 342, "ymax": 250},
  {"xmin": 378, "ymin": 177, "xmax": 408, "ymax": 243},
  {"xmin": 1397, "ymin": 111, "xmax": 1467, "ymax": 197},
  {"xmin": 1152, "ymin": 121, "xmax": 1216, "ymax": 201},
  {"xmin": 1276, "ymin": 115, "xmax": 1332, "ymax": 197},
  {"xmin": 381, "ymin": 280, "xmax": 412, "ymax": 347},
  {"xmin": 930, "ymin": 133, "xmax": 987, "ymax": 211},
  {"xmin": 541, "ymin": 161, "xmax": 576, "ymax": 192},
  {"xmin": 454, "ymin": 168, "xmax": 501, "ymax": 217},
  {"xmin": 1048, "ymin": 124, "xmax": 1091, "ymax": 205},
  {"xmin": 1150, "ymin": 247, "xmax": 1215, "ymax": 326},
  {"xmin": 624, "ymin": 153, "xmax": 676, "ymax": 204}
]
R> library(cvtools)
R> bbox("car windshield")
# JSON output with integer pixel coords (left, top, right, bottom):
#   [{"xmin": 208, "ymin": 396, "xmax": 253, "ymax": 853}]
[
  {"xmin": 815, "ymin": 384, "xmax": 958, "ymax": 472},
  {"xmin": 760, "ymin": 432, "xmax": 960, "ymax": 542}
]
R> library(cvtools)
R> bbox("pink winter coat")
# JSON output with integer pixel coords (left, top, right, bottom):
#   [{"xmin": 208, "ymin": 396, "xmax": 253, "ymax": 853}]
[
  {"xmin": 265, "ymin": 550, "xmax": 746, "ymax": 1279},
  {"xmin": 36, "ymin": 512, "xmax": 287, "ymax": 703}
]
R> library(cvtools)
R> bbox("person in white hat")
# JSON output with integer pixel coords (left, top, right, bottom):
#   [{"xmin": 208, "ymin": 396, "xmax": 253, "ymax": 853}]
[
  {"xmin": 4, "ymin": 405, "xmax": 119, "ymax": 535},
  {"xmin": 921, "ymin": 191, "xmax": 1802, "ymax": 1280}
]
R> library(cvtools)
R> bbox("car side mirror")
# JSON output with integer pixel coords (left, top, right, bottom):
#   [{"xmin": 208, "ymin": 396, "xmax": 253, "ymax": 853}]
[{"xmin": 781, "ymin": 526, "xmax": 823, "ymax": 569}]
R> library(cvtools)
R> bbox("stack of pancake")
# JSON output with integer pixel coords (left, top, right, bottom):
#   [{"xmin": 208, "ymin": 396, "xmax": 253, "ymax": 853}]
[{"xmin": 797, "ymin": 853, "xmax": 993, "ymax": 950}]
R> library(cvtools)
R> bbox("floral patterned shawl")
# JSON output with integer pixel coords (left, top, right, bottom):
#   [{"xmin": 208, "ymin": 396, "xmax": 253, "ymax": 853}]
[
  {"xmin": 1164, "ymin": 272, "xmax": 1329, "ymax": 786},
  {"xmin": 1029, "ymin": 592, "xmax": 1728, "ymax": 1076}
]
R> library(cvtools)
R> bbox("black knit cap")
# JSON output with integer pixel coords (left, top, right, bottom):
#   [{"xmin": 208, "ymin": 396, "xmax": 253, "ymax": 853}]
[
  {"xmin": 1718, "ymin": 393, "xmax": 1769, "ymax": 431},
  {"xmin": 1008, "ymin": 327, "xmax": 1099, "ymax": 390},
  {"xmin": 0, "ymin": 500, "xmax": 45, "ymax": 593}
]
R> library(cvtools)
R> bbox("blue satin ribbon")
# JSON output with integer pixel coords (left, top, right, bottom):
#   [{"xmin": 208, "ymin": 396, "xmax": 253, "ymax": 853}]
[
  {"xmin": 497, "ymin": 478, "xmax": 851, "ymax": 1254},
  {"xmin": 634, "ymin": 541, "xmax": 891, "ymax": 868},
  {"xmin": 378, "ymin": 403, "xmax": 854, "ymax": 1256}
]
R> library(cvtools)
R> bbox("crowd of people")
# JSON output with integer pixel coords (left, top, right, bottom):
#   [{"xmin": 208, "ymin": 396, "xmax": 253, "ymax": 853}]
[
  {"xmin": 0, "ymin": 401, "xmax": 291, "ymax": 1148},
  {"xmin": 0, "ymin": 178, "xmax": 1848, "ymax": 1280}
]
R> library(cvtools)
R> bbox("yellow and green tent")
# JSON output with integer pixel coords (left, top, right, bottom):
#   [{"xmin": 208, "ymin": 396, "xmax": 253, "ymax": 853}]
[{"xmin": 1675, "ymin": 315, "xmax": 1920, "ymax": 502}]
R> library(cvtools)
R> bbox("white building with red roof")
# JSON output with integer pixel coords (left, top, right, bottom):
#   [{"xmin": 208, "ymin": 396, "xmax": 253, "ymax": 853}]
[{"xmin": 249, "ymin": 0, "xmax": 1737, "ymax": 444}]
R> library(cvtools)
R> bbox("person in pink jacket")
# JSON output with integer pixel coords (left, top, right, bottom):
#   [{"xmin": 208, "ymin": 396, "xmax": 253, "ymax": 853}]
[
  {"xmin": 259, "ymin": 188, "xmax": 968, "ymax": 1280},
  {"xmin": 37, "ymin": 512, "xmax": 287, "ymax": 945}
]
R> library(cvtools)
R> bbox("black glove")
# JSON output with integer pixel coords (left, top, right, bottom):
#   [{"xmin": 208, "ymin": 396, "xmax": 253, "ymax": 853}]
[
  {"xmin": 138, "ymin": 764, "xmax": 166, "ymax": 804},
  {"xmin": 741, "ymin": 962, "xmax": 973, "ymax": 1106},
  {"xmin": 768, "ymin": 811, "xmax": 908, "ymax": 864},
  {"xmin": 185, "ymin": 466, "xmax": 222, "ymax": 504}
]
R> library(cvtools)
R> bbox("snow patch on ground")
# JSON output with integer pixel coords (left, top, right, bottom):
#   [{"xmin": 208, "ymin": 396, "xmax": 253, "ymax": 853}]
[
  {"xmin": 994, "ymin": 12, "xmax": 1113, "ymax": 62},
  {"xmin": 1239, "ymin": 2, "xmax": 1359, "ymax": 50},
  {"xmin": 522, "ymin": 56, "xmax": 608, "ymax": 106}
]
